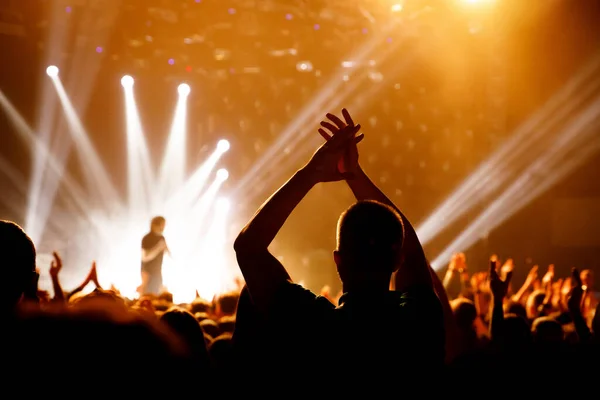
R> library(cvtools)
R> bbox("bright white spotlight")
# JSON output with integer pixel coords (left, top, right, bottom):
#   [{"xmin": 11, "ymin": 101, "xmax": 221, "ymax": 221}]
[
  {"xmin": 121, "ymin": 75, "xmax": 134, "ymax": 88},
  {"xmin": 178, "ymin": 83, "xmax": 191, "ymax": 96},
  {"xmin": 46, "ymin": 65, "xmax": 59, "ymax": 77},
  {"xmin": 216, "ymin": 197, "xmax": 231, "ymax": 211},
  {"xmin": 216, "ymin": 168, "xmax": 229, "ymax": 181},
  {"xmin": 217, "ymin": 139, "xmax": 230, "ymax": 153}
]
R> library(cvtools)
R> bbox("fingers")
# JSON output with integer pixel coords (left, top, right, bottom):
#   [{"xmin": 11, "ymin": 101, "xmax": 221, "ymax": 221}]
[
  {"xmin": 318, "ymin": 128, "xmax": 332, "ymax": 141},
  {"xmin": 342, "ymin": 108, "xmax": 354, "ymax": 126},
  {"xmin": 489, "ymin": 259, "xmax": 498, "ymax": 279},
  {"xmin": 355, "ymin": 133, "xmax": 365, "ymax": 144},
  {"xmin": 505, "ymin": 270, "xmax": 513, "ymax": 284},
  {"xmin": 326, "ymin": 113, "xmax": 346, "ymax": 129},
  {"xmin": 328, "ymin": 124, "xmax": 361, "ymax": 148},
  {"xmin": 320, "ymin": 121, "xmax": 339, "ymax": 134}
]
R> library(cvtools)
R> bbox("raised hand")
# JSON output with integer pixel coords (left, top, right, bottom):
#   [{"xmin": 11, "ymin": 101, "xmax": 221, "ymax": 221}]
[
  {"xmin": 525, "ymin": 265, "xmax": 539, "ymax": 287},
  {"xmin": 567, "ymin": 268, "xmax": 584, "ymax": 313},
  {"xmin": 317, "ymin": 109, "xmax": 364, "ymax": 178},
  {"xmin": 306, "ymin": 122, "xmax": 361, "ymax": 182},
  {"xmin": 49, "ymin": 251, "xmax": 63, "ymax": 278},
  {"xmin": 490, "ymin": 259, "xmax": 512, "ymax": 300},
  {"xmin": 541, "ymin": 264, "xmax": 555, "ymax": 286},
  {"xmin": 500, "ymin": 259, "xmax": 514, "ymax": 281},
  {"xmin": 88, "ymin": 261, "xmax": 100, "ymax": 287}
]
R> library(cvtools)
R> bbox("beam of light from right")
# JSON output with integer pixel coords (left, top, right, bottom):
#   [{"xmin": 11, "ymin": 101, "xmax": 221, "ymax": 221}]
[
  {"xmin": 430, "ymin": 97, "xmax": 600, "ymax": 270},
  {"xmin": 416, "ymin": 54, "xmax": 600, "ymax": 246}
]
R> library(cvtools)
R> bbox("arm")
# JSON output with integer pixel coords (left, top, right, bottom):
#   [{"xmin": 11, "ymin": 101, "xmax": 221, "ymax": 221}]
[
  {"xmin": 489, "ymin": 259, "xmax": 512, "ymax": 343},
  {"xmin": 49, "ymin": 252, "xmax": 65, "ymax": 302},
  {"xmin": 234, "ymin": 124, "xmax": 360, "ymax": 312},
  {"xmin": 234, "ymin": 168, "xmax": 314, "ymax": 311},
  {"xmin": 429, "ymin": 266, "xmax": 459, "ymax": 364},
  {"xmin": 142, "ymin": 240, "xmax": 167, "ymax": 263},
  {"xmin": 66, "ymin": 262, "xmax": 100, "ymax": 301}
]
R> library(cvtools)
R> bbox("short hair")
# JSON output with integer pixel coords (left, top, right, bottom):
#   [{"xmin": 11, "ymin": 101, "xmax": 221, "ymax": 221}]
[
  {"xmin": 151, "ymin": 216, "xmax": 166, "ymax": 229},
  {"xmin": 0, "ymin": 221, "xmax": 36, "ymax": 305},
  {"xmin": 336, "ymin": 200, "xmax": 404, "ymax": 273}
]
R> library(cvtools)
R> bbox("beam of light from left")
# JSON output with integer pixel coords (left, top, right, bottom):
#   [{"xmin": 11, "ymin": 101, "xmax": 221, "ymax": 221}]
[
  {"xmin": 0, "ymin": 90, "xmax": 90, "ymax": 243},
  {"xmin": 430, "ymin": 98, "xmax": 600, "ymax": 270},
  {"xmin": 158, "ymin": 84, "xmax": 190, "ymax": 200},
  {"xmin": 50, "ymin": 75, "xmax": 121, "ymax": 210}
]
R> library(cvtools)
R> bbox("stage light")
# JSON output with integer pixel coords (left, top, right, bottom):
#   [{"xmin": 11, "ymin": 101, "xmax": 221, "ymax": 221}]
[
  {"xmin": 46, "ymin": 65, "xmax": 59, "ymax": 77},
  {"xmin": 216, "ymin": 197, "xmax": 231, "ymax": 211},
  {"xmin": 217, "ymin": 139, "xmax": 230, "ymax": 153},
  {"xmin": 216, "ymin": 168, "xmax": 229, "ymax": 181},
  {"xmin": 121, "ymin": 75, "xmax": 134, "ymax": 88},
  {"xmin": 178, "ymin": 83, "xmax": 191, "ymax": 96}
]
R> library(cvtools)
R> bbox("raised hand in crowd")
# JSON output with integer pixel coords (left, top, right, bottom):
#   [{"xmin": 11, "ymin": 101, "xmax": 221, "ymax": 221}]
[
  {"xmin": 49, "ymin": 252, "xmax": 65, "ymax": 302},
  {"xmin": 512, "ymin": 264, "xmax": 538, "ymax": 303},
  {"xmin": 568, "ymin": 268, "xmax": 591, "ymax": 342}
]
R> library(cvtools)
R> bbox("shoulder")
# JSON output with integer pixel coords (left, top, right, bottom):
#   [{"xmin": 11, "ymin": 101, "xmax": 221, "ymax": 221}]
[{"xmin": 270, "ymin": 281, "xmax": 335, "ymax": 316}]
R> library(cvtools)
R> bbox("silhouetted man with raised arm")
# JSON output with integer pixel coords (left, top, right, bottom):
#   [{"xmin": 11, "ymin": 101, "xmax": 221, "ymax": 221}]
[{"xmin": 234, "ymin": 109, "xmax": 444, "ymax": 380}]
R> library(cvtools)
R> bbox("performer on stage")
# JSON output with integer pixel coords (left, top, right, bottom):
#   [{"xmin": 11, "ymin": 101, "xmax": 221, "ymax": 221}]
[{"xmin": 138, "ymin": 216, "xmax": 169, "ymax": 295}]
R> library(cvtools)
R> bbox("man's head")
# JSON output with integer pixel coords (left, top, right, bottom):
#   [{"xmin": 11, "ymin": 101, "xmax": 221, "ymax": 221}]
[
  {"xmin": 0, "ymin": 221, "xmax": 36, "ymax": 308},
  {"xmin": 334, "ymin": 201, "xmax": 404, "ymax": 290},
  {"xmin": 150, "ymin": 216, "xmax": 166, "ymax": 234}
]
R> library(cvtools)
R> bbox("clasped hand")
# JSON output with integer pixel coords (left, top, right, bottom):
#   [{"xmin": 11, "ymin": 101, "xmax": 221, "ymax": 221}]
[{"xmin": 305, "ymin": 108, "xmax": 364, "ymax": 183}]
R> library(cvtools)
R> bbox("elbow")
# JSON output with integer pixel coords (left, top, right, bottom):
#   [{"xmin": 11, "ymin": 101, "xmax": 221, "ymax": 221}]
[{"xmin": 233, "ymin": 232, "xmax": 250, "ymax": 253}]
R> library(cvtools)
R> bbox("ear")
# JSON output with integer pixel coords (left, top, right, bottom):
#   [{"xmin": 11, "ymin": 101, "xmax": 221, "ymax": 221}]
[{"xmin": 333, "ymin": 250, "xmax": 341, "ymax": 267}]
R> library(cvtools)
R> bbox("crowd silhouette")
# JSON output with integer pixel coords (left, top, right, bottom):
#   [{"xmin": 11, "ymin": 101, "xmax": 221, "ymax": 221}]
[{"xmin": 2, "ymin": 109, "xmax": 598, "ymax": 393}]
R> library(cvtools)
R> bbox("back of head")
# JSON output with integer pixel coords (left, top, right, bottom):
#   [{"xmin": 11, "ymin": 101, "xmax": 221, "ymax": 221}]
[
  {"xmin": 0, "ymin": 221, "xmax": 36, "ymax": 310},
  {"xmin": 7, "ymin": 299, "xmax": 194, "ymax": 390},
  {"xmin": 504, "ymin": 300, "xmax": 527, "ymax": 320},
  {"xmin": 451, "ymin": 298, "xmax": 477, "ymax": 330},
  {"xmin": 531, "ymin": 316, "xmax": 564, "ymax": 344},
  {"xmin": 161, "ymin": 307, "xmax": 210, "ymax": 369},
  {"xmin": 502, "ymin": 313, "xmax": 532, "ymax": 348},
  {"xmin": 336, "ymin": 201, "xmax": 404, "ymax": 280}
]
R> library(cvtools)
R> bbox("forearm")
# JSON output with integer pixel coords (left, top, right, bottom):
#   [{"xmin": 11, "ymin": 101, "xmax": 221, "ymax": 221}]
[
  {"xmin": 235, "ymin": 167, "xmax": 316, "ymax": 251},
  {"xmin": 430, "ymin": 267, "xmax": 459, "ymax": 363},
  {"xmin": 489, "ymin": 299, "xmax": 505, "ymax": 342},
  {"xmin": 50, "ymin": 276, "xmax": 65, "ymax": 302},
  {"xmin": 142, "ymin": 244, "xmax": 165, "ymax": 262}
]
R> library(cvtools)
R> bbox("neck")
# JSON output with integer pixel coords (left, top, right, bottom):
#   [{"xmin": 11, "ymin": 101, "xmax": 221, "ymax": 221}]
[{"xmin": 342, "ymin": 280, "xmax": 389, "ymax": 295}]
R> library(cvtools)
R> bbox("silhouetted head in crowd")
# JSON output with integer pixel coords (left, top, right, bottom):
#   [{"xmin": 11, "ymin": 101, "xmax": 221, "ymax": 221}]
[
  {"xmin": 160, "ymin": 307, "xmax": 210, "ymax": 370},
  {"xmin": 531, "ymin": 316, "xmax": 564, "ymax": 345},
  {"xmin": 334, "ymin": 201, "xmax": 404, "ymax": 292},
  {"xmin": 502, "ymin": 313, "xmax": 532, "ymax": 348},
  {"xmin": 8, "ymin": 297, "xmax": 192, "ymax": 389},
  {"xmin": 451, "ymin": 298, "xmax": 477, "ymax": 330},
  {"xmin": 150, "ymin": 216, "xmax": 166, "ymax": 234},
  {"xmin": 504, "ymin": 300, "xmax": 528, "ymax": 321},
  {"xmin": 209, "ymin": 333, "xmax": 234, "ymax": 372},
  {"xmin": 216, "ymin": 292, "xmax": 239, "ymax": 316},
  {"xmin": 0, "ymin": 221, "xmax": 36, "ymax": 310}
]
